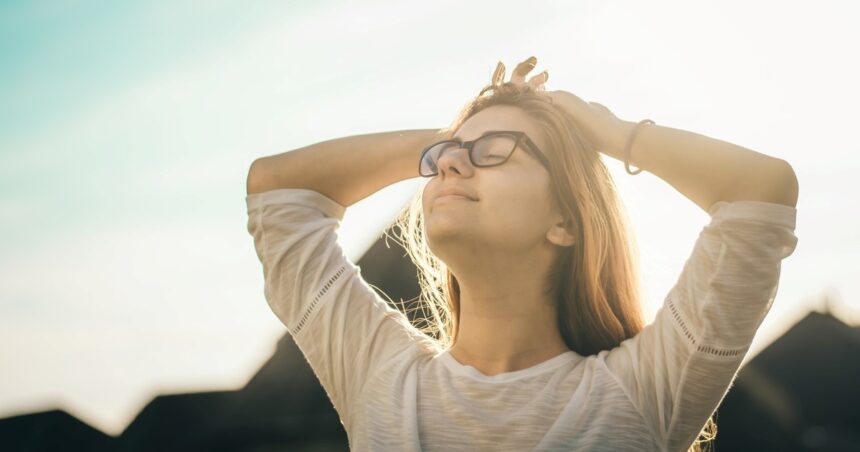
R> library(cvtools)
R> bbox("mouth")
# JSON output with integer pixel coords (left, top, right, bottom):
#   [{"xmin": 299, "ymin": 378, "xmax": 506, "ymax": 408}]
[{"xmin": 435, "ymin": 194, "xmax": 475, "ymax": 202}]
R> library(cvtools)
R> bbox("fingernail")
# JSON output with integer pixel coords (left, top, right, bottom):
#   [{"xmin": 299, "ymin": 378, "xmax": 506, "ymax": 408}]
[
  {"xmin": 542, "ymin": 70, "xmax": 549, "ymax": 81},
  {"xmin": 527, "ymin": 56, "xmax": 537, "ymax": 64}
]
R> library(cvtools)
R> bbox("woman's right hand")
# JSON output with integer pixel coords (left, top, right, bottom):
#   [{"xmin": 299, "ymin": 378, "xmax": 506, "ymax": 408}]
[
  {"xmin": 492, "ymin": 56, "xmax": 548, "ymax": 90},
  {"xmin": 490, "ymin": 57, "xmax": 629, "ymax": 154}
]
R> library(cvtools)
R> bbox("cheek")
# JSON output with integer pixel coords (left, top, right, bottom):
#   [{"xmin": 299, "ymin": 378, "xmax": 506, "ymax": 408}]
[{"xmin": 487, "ymin": 181, "xmax": 554, "ymax": 238}]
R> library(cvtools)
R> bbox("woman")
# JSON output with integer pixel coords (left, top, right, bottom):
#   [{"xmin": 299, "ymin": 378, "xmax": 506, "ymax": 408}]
[{"xmin": 245, "ymin": 56, "xmax": 798, "ymax": 451}]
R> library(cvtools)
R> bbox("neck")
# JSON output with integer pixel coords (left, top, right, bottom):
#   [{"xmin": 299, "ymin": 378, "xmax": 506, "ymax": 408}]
[{"xmin": 447, "ymin": 281, "xmax": 571, "ymax": 377}]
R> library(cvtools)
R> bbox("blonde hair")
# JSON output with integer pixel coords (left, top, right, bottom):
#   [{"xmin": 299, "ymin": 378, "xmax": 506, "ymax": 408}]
[{"xmin": 387, "ymin": 81, "xmax": 715, "ymax": 451}]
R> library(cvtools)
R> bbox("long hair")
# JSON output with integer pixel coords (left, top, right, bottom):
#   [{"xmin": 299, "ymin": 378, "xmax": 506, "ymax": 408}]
[{"xmin": 388, "ymin": 81, "xmax": 716, "ymax": 451}]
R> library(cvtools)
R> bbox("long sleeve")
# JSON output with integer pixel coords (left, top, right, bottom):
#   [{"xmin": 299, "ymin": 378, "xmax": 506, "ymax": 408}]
[
  {"xmin": 599, "ymin": 200, "xmax": 798, "ymax": 451},
  {"xmin": 246, "ymin": 188, "xmax": 431, "ymax": 427}
]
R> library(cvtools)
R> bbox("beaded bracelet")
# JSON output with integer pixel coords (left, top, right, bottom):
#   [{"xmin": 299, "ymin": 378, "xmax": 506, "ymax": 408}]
[{"xmin": 624, "ymin": 119, "xmax": 654, "ymax": 175}]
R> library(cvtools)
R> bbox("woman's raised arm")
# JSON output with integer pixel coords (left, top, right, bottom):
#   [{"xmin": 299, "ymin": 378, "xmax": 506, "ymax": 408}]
[{"xmin": 247, "ymin": 128, "xmax": 448, "ymax": 206}]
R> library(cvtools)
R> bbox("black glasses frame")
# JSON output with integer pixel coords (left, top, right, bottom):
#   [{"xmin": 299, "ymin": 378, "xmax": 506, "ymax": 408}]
[{"xmin": 418, "ymin": 130, "xmax": 551, "ymax": 177}]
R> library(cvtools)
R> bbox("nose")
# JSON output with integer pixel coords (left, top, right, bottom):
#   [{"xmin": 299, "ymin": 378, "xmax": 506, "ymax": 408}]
[{"xmin": 435, "ymin": 144, "xmax": 475, "ymax": 178}]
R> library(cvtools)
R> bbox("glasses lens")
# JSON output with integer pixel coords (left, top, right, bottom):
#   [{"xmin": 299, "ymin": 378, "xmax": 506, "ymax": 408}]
[
  {"xmin": 473, "ymin": 134, "xmax": 517, "ymax": 166},
  {"xmin": 420, "ymin": 134, "xmax": 518, "ymax": 176}
]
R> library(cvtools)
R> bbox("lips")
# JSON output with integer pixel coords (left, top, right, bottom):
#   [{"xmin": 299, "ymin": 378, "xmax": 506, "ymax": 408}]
[
  {"xmin": 435, "ymin": 194, "xmax": 473, "ymax": 202},
  {"xmin": 436, "ymin": 187, "xmax": 478, "ymax": 202}
]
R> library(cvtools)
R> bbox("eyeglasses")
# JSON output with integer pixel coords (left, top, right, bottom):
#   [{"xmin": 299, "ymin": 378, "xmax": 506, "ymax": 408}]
[{"xmin": 418, "ymin": 130, "xmax": 551, "ymax": 177}]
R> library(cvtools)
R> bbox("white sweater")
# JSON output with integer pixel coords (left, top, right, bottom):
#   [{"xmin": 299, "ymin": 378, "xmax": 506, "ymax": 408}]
[{"xmin": 245, "ymin": 187, "xmax": 798, "ymax": 452}]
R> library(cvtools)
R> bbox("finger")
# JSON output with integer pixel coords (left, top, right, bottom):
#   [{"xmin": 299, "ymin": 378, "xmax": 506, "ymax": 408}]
[
  {"xmin": 512, "ymin": 57, "xmax": 536, "ymax": 83},
  {"xmin": 527, "ymin": 70, "xmax": 548, "ymax": 87},
  {"xmin": 511, "ymin": 56, "xmax": 537, "ymax": 84},
  {"xmin": 492, "ymin": 61, "xmax": 506, "ymax": 86}
]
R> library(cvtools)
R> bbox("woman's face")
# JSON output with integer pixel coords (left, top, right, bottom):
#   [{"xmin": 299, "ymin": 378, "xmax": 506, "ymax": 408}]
[{"xmin": 422, "ymin": 105, "xmax": 564, "ymax": 263}]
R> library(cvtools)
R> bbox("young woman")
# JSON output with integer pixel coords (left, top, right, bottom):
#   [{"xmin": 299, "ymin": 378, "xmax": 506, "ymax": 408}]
[{"xmin": 245, "ymin": 56, "xmax": 798, "ymax": 451}]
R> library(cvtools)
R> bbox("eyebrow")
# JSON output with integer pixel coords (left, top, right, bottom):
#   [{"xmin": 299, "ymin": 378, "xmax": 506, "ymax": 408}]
[{"xmin": 451, "ymin": 129, "xmax": 517, "ymax": 142}]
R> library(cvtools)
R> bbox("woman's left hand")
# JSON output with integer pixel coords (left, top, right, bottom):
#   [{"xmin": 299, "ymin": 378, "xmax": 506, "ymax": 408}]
[{"xmin": 543, "ymin": 89, "xmax": 631, "ymax": 157}]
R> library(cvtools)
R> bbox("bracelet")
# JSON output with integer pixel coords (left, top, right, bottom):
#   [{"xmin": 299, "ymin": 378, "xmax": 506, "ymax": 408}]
[{"xmin": 624, "ymin": 119, "xmax": 654, "ymax": 175}]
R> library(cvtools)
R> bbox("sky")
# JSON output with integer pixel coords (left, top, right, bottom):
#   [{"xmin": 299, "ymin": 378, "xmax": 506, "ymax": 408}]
[{"xmin": 1, "ymin": 0, "xmax": 858, "ymax": 436}]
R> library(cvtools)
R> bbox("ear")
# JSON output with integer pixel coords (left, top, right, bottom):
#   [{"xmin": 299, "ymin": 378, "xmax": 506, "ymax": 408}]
[{"xmin": 546, "ymin": 216, "xmax": 576, "ymax": 247}]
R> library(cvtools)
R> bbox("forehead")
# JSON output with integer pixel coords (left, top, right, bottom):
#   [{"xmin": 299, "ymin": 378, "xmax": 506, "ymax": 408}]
[{"xmin": 453, "ymin": 105, "xmax": 543, "ymax": 145}]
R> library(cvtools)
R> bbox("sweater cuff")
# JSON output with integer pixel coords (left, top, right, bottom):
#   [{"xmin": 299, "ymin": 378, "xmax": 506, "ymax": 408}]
[
  {"xmin": 246, "ymin": 187, "xmax": 347, "ymax": 220},
  {"xmin": 707, "ymin": 200, "xmax": 796, "ymax": 230}
]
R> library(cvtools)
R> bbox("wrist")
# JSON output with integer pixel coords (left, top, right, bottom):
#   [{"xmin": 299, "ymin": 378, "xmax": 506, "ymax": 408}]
[{"xmin": 603, "ymin": 120, "xmax": 636, "ymax": 160}]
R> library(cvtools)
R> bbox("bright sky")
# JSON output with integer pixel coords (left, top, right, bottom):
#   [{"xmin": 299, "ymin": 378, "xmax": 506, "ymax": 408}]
[{"xmin": 1, "ymin": 0, "xmax": 858, "ymax": 436}]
